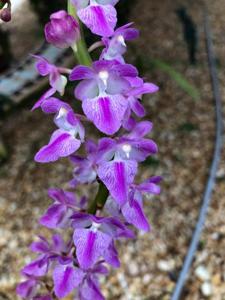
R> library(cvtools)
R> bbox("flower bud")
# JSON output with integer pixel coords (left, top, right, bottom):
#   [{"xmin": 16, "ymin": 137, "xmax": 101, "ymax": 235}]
[
  {"xmin": 44, "ymin": 10, "xmax": 80, "ymax": 49},
  {"xmin": 0, "ymin": 7, "xmax": 11, "ymax": 22}
]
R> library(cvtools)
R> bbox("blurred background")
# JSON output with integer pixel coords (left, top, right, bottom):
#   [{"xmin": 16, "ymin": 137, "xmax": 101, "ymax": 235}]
[{"xmin": 0, "ymin": 0, "xmax": 225, "ymax": 299}]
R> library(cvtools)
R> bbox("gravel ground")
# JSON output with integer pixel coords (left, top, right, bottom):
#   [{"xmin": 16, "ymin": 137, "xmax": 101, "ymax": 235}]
[{"xmin": 0, "ymin": 0, "xmax": 225, "ymax": 299}]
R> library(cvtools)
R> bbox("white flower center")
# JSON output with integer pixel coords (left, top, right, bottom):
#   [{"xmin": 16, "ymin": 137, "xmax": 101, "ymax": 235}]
[
  {"xmin": 122, "ymin": 144, "xmax": 132, "ymax": 158},
  {"xmin": 117, "ymin": 35, "xmax": 126, "ymax": 46},
  {"xmin": 91, "ymin": 222, "xmax": 101, "ymax": 232},
  {"xmin": 56, "ymin": 107, "xmax": 67, "ymax": 119},
  {"xmin": 98, "ymin": 70, "xmax": 109, "ymax": 86}
]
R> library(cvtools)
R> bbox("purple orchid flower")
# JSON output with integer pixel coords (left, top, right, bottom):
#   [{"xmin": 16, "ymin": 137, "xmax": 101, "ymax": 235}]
[
  {"xmin": 53, "ymin": 262, "xmax": 84, "ymax": 298},
  {"xmin": 70, "ymin": 60, "xmax": 138, "ymax": 134},
  {"xmin": 71, "ymin": 0, "xmax": 119, "ymax": 37},
  {"xmin": 72, "ymin": 212, "xmax": 134, "ymax": 269},
  {"xmin": 35, "ymin": 99, "xmax": 84, "ymax": 163},
  {"xmin": 122, "ymin": 176, "xmax": 161, "ymax": 231},
  {"xmin": 33, "ymin": 55, "xmax": 67, "ymax": 95},
  {"xmin": 98, "ymin": 158, "xmax": 138, "ymax": 206},
  {"xmin": 122, "ymin": 81, "xmax": 159, "ymax": 130},
  {"xmin": 69, "ymin": 140, "xmax": 99, "ymax": 187},
  {"xmin": 16, "ymin": 278, "xmax": 39, "ymax": 299},
  {"xmin": 95, "ymin": 121, "xmax": 157, "ymax": 206},
  {"xmin": 52, "ymin": 261, "xmax": 107, "ymax": 300},
  {"xmin": 101, "ymin": 23, "xmax": 139, "ymax": 62},
  {"xmin": 16, "ymin": 277, "xmax": 53, "ymax": 300},
  {"xmin": 104, "ymin": 176, "xmax": 161, "ymax": 232},
  {"xmin": 45, "ymin": 10, "xmax": 80, "ymax": 48},
  {"xmin": 22, "ymin": 234, "xmax": 73, "ymax": 279},
  {"xmin": 97, "ymin": 121, "xmax": 158, "ymax": 162},
  {"xmin": 78, "ymin": 262, "xmax": 108, "ymax": 300},
  {"xmin": 31, "ymin": 88, "xmax": 56, "ymax": 111},
  {"xmin": 39, "ymin": 188, "xmax": 80, "ymax": 228}
]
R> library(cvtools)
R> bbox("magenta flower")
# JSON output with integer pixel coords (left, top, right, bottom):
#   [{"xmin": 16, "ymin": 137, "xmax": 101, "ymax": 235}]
[
  {"xmin": 53, "ymin": 263, "xmax": 84, "ymax": 298},
  {"xmin": 101, "ymin": 23, "xmax": 139, "ymax": 62},
  {"xmin": 16, "ymin": 278, "xmax": 38, "ymax": 299},
  {"xmin": 77, "ymin": 262, "xmax": 108, "ymax": 300},
  {"xmin": 35, "ymin": 99, "xmax": 84, "ymax": 163},
  {"xmin": 97, "ymin": 121, "xmax": 158, "ymax": 162},
  {"xmin": 72, "ymin": 212, "xmax": 133, "ymax": 269},
  {"xmin": 53, "ymin": 261, "xmax": 107, "ymax": 300},
  {"xmin": 71, "ymin": 0, "xmax": 119, "ymax": 37},
  {"xmin": 123, "ymin": 82, "xmax": 159, "ymax": 129},
  {"xmin": 98, "ymin": 158, "xmax": 138, "ymax": 206},
  {"xmin": 70, "ymin": 140, "xmax": 98, "ymax": 186},
  {"xmin": 70, "ymin": 60, "xmax": 138, "ymax": 134},
  {"xmin": 39, "ymin": 188, "xmax": 79, "ymax": 228},
  {"xmin": 45, "ymin": 10, "xmax": 80, "ymax": 48},
  {"xmin": 122, "ymin": 176, "xmax": 161, "ymax": 231},
  {"xmin": 22, "ymin": 234, "xmax": 72, "ymax": 278},
  {"xmin": 33, "ymin": 55, "xmax": 67, "ymax": 95}
]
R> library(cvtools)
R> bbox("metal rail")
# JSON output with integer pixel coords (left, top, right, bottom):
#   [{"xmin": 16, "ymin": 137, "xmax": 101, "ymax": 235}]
[{"xmin": 171, "ymin": 10, "xmax": 223, "ymax": 300}]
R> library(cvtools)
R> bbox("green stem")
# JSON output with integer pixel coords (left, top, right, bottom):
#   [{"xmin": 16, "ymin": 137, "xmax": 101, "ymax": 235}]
[
  {"xmin": 0, "ymin": 2, "xmax": 5, "ymax": 9},
  {"xmin": 67, "ymin": 1, "xmax": 92, "ymax": 66},
  {"xmin": 67, "ymin": 1, "xmax": 108, "ymax": 214},
  {"xmin": 88, "ymin": 181, "xmax": 109, "ymax": 214}
]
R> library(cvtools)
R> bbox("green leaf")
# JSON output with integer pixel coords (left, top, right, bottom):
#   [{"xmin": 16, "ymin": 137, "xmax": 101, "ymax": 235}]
[{"xmin": 137, "ymin": 57, "xmax": 200, "ymax": 101}]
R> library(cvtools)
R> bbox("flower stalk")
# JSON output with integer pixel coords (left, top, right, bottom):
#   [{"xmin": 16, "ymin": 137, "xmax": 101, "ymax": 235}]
[
  {"xmin": 88, "ymin": 180, "xmax": 109, "ymax": 214},
  {"xmin": 17, "ymin": 1, "xmax": 161, "ymax": 299},
  {"xmin": 67, "ymin": 1, "xmax": 92, "ymax": 66}
]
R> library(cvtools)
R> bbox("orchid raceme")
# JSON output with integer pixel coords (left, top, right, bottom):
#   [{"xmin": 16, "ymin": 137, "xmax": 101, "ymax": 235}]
[{"xmin": 17, "ymin": 1, "xmax": 161, "ymax": 299}]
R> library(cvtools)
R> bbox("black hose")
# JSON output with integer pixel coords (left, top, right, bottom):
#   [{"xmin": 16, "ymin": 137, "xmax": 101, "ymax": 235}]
[{"xmin": 171, "ymin": 10, "xmax": 223, "ymax": 300}]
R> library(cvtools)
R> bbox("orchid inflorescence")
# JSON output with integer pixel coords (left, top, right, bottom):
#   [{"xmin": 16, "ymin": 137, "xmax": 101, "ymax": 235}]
[{"xmin": 17, "ymin": 1, "xmax": 161, "ymax": 299}]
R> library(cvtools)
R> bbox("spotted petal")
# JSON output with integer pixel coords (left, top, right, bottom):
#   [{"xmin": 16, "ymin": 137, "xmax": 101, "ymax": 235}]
[
  {"xmin": 122, "ymin": 194, "xmax": 150, "ymax": 232},
  {"xmin": 39, "ymin": 204, "xmax": 67, "ymax": 229},
  {"xmin": 35, "ymin": 129, "xmax": 81, "ymax": 163},
  {"xmin": 53, "ymin": 264, "xmax": 84, "ymax": 298},
  {"xmin": 98, "ymin": 159, "xmax": 138, "ymax": 206},
  {"xmin": 78, "ymin": 4, "xmax": 117, "ymax": 37},
  {"xmin": 74, "ymin": 229, "xmax": 111, "ymax": 269},
  {"xmin": 82, "ymin": 95, "xmax": 127, "ymax": 135}
]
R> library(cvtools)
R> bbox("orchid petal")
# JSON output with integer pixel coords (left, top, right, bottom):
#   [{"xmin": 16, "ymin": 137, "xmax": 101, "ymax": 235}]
[
  {"xmin": 35, "ymin": 129, "xmax": 81, "ymax": 163},
  {"xmin": 78, "ymin": 4, "xmax": 117, "ymax": 37},
  {"xmin": 74, "ymin": 229, "xmax": 111, "ymax": 269},
  {"xmin": 98, "ymin": 160, "xmax": 138, "ymax": 206},
  {"xmin": 82, "ymin": 95, "xmax": 127, "ymax": 135},
  {"xmin": 53, "ymin": 264, "xmax": 84, "ymax": 298}
]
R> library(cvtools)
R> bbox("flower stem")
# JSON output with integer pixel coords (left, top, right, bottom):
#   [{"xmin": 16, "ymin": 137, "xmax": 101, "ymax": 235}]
[
  {"xmin": 67, "ymin": 1, "xmax": 109, "ymax": 214},
  {"xmin": 67, "ymin": 1, "xmax": 92, "ymax": 66},
  {"xmin": 0, "ymin": 2, "xmax": 5, "ymax": 9},
  {"xmin": 88, "ymin": 180, "xmax": 109, "ymax": 214}
]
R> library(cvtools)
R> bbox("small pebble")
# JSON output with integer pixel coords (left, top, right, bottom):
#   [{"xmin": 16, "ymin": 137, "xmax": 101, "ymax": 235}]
[
  {"xmin": 201, "ymin": 282, "xmax": 213, "ymax": 297},
  {"xmin": 157, "ymin": 259, "xmax": 175, "ymax": 272},
  {"xmin": 128, "ymin": 262, "xmax": 139, "ymax": 276},
  {"xmin": 195, "ymin": 265, "xmax": 211, "ymax": 281},
  {"xmin": 143, "ymin": 274, "xmax": 151, "ymax": 284},
  {"xmin": 216, "ymin": 168, "xmax": 225, "ymax": 179}
]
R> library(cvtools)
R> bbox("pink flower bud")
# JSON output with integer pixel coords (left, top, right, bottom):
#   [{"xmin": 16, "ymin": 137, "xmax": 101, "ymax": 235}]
[
  {"xmin": 0, "ymin": 7, "xmax": 11, "ymax": 22},
  {"xmin": 44, "ymin": 10, "xmax": 80, "ymax": 49}
]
